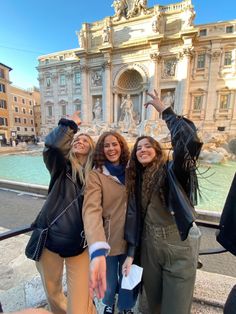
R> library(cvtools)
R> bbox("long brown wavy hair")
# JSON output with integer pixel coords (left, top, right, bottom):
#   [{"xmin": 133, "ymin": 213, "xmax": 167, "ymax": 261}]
[
  {"xmin": 126, "ymin": 136, "xmax": 167, "ymax": 203},
  {"xmin": 93, "ymin": 131, "xmax": 130, "ymax": 172}
]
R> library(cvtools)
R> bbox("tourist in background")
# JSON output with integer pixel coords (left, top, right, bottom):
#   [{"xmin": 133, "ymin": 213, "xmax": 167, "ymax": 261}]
[
  {"xmin": 82, "ymin": 131, "xmax": 137, "ymax": 314},
  {"xmin": 31, "ymin": 112, "xmax": 96, "ymax": 314},
  {"xmin": 123, "ymin": 90, "xmax": 203, "ymax": 314}
]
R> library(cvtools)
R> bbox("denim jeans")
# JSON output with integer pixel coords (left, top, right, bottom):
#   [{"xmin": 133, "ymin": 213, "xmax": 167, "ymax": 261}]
[{"xmin": 103, "ymin": 254, "xmax": 138, "ymax": 311}]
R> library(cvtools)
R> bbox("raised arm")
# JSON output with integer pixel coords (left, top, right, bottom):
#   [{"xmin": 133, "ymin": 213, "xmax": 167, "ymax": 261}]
[
  {"xmin": 145, "ymin": 90, "xmax": 203, "ymax": 202},
  {"xmin": 43, "ymin": 111, "xmax": 81, "ymax": 177}
]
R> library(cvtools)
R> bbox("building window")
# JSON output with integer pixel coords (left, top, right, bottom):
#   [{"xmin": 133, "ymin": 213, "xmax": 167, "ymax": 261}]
[
  {"xmin": 22, "ymin": 99, "xmax": 25, "ymax": 104},
  {"xmin": 31, "ymin": 128, "xmax": 34, "ymax": 132},
  {"xmin": 75, "ymin": 72, "xmax": 81, "ymax": 85},
  {"xmin": 224, "ymin": 51, "xmax": 232, "ymax": 66},
  {"xmin": 46, "ymin": 77, "xmax": 51, "ymax": 87},
  {"xmin": 61, "ymin": 105, "xmax": 66, "ymax": 116},
  {"xmin": 0, "ymin": 117, "xmax": 8, "ymax": 126},
  {"xmin": 22, "ymin": 108, "xmax": 26, "ymax": 114},
  {"xmin": 17, "ymin": 127, "xmax": 20, "ymax": 131},
  {"xmin": 24, "ymin": 128, "xmax": 28, "ymax": 132},
  {"xmin": 31, "ymin": 120, "xmax": 33, "ymax": 125},
  {"xmin": 15, "ymin": 117, "xmax": 21, "ymax": 123},
  {"xmin": 0, "ymin": 84, "xmax": 6, "ymax": 93},
  {"xmin": 30, "ymin": 109, "xmax": 33, "ymax": 115},
  {"xmin": 0, "ymin": 69, "xmax": 4, "ymax": 79},
  {"xmin": 226, "ymin": 26, "xmax": 234, "ymax": 33},
  {"xmin": 60, "ymin": 74, "xmax": 66, "ymax": 86},
  {"xmin": 15, "ymin": 107, "xmax": 19, "ymax": 112},
  {"xmin": 24, "ymin": 118, "xmax": 27, "ymax": 124},
  {"xmin": 29, "ymin": 100, "xmax": 32, "ymax": 106},
  {"xmin": 220, "ymin": 94, "xmax": 230, "ymax": 109},
  {"xmin": 193, "ymin": 95, "xmax": 203, "ymax": 110},
  {"xmin": 0, "ymin": 99, "xmax": 7, "ymax": 109},
  {"xmin": 48, "ymin": 106, "xmax": 53, "ymax": 117},
  {"xmin": 197, "ymin": 54, "xmax": 206, "ymax": 69},
  {"xmin": 14, "ymin": 96, "xmax": 17, "ymax": 102},
  {"xmin": 199, "ymin": 29, "xmax": 207, "ymax": 36}
]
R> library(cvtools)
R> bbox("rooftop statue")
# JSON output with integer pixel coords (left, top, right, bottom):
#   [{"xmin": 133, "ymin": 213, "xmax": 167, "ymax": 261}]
[
  {"xmin": 182, "ymin": 6, "xmax": 195, "ymax": 29},
  {"xmin": 112, "ymin": 0, "xmax": 128, "ymax": 21},
  {"xmin": 127, "ymin": 0, "xmax": 148, "ymax": 18},
  {"xmin": 78, "ymin": 30, "xmax": 85, "ymax": 48}
]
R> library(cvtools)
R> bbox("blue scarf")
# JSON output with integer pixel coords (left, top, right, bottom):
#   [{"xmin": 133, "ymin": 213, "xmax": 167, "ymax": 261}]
[{"xmin": 105, "ymin": 161, "xmax": 126, "ymax": 185}]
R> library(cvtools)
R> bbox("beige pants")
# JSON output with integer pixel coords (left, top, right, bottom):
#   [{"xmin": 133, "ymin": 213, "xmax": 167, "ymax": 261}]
[{"xmin": 36, "ymin": 248, "xmax": 96, "ymax": 314}]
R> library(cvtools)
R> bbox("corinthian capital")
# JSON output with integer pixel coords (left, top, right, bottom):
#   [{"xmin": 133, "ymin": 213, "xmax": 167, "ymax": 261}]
[
  {"xmin": 211, "ymin": 50, "xmax": 221, "ymax": 61},
  {"xmin": 150, "ymin": 52, "xmax": 162, "ymax": 63},
  {"xmin": 179, "ymin": 47, "xmax": 194, "ymax": 59},
  {"xmin": 102, "ymin": 60, "xmax": 111, "ymax": 70},
  {"xmin": 80, "ymin": 65, "xmax": 89, "ymax": 73}
]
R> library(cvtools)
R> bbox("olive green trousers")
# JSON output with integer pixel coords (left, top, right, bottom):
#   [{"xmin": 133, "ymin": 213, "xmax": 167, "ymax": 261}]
[{"xmin": 141, "ymin": 222, "xmax": 201, "ymax": 314}]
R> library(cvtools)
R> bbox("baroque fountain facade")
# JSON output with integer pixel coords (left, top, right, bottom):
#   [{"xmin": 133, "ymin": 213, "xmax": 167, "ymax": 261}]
[{"xmin": 37, "ymin": 0, "xmax": 236, "ymax": 143}]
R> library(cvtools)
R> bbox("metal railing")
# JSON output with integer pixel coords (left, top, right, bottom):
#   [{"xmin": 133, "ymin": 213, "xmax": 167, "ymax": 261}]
[{"xmin": 0, "ymin": 219, "xmax": 227, "ymax": 313}]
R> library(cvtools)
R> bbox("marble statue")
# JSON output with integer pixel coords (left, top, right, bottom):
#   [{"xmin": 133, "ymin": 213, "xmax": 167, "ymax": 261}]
[
  {"xmin": 119, "ymin": 94, "xmax": 135, "ymax": 132},
  {"xmin": 152, "ymin": 10, "xmax": 161, "ymax": 33},
  {"xmin": 112, "ymin": 0, "xmax": 128, "ymax": 21},
  {"xmin": 91, "ymin": 71, "xmax": 102, "ymax": 86},
  {"xmin": 79, "ymin": 30, "xmax": 85, "ymax": 48},
  {"xmin": 102, "ymin": 26, "xmax": 111, "ymax": 43},
  {"xmin": 162, "ymin": 91, "xmax": 175, "ymax": 108},
  {"xmin": 93, "ymin": 98, "xmax": 102, "ymax": 121},
  {"xmin": 163, "ymin": 59, "xmax": 176, "ymax": 77},
  {"xmin": 183, "ymin": 6, "xmax": 195, "ymax": 29},
  {"xmin": 128, "ymin": 0, "xmax": 147, "ymax": 18}
]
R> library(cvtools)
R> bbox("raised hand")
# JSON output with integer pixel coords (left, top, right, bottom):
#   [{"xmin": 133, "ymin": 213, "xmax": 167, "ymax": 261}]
[
  {"xmin": 89, "ymin": 256, "xmax": 107, "ymax": 299},
  {"xmin": 144, "ymin": 89, "xmax": 169, "ymax": 113},
  {"xmin": 67, "ymin": 111, "xmax": 81, "ymax": 126}
]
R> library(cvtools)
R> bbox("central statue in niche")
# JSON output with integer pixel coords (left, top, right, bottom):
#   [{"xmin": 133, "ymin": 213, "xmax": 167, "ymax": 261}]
[{"xmin": 119, "ymin": 94, "xmax": 136, "ymax": 132}]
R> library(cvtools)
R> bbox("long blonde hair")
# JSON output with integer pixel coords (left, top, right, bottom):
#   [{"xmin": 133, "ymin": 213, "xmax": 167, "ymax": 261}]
[{"xmin": 68, "ymin": 133, "xmax": 94, "ymax": 186}]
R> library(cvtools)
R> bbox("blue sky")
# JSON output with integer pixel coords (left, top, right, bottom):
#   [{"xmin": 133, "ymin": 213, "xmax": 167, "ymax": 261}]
[{"xmin": 0, "ymin": 0, "xmax": 236, "ymax": 89}]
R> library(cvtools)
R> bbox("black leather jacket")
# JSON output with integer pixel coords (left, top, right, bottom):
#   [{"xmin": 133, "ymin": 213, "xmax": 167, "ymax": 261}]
[
  {"xmin": 125, "ymin": 107, "xmax": 203, "ymax": 256},
  {"xmin": 33, "ymin": 119, "xmax": 85, "ymax": 257}
]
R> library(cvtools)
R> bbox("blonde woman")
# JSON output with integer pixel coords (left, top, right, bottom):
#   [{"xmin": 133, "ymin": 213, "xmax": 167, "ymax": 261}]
[{"xmin": 28, "ymin": 112, "xmax": 96, "ymax": 314}]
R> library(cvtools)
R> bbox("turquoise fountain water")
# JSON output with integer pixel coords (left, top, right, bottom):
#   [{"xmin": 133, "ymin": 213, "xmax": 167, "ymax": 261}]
[{"xmin": 0, "ymin": 153, "xmax": 235, "ymax": 212}]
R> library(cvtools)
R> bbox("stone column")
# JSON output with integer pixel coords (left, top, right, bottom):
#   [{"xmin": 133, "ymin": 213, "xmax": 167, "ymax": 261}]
[
  {"xmin": 205, "ymin": 50, "xmax": 222, "ymax": 122},
  {"xmin": 102, "ymin": 58, "xmax": 112, "ymax": 123},
  {"xmin": 150, "ymin": 52, "xmax": 162, "ymax": 120},
  {"xmin": 114, "ymin": 92, "xmax": 119, "ymax": 124},
  {"xmin": 141, "ymin": 90, "xmax": 146, "ymax": 121},
  {"xmin": 80, "ymin": 65, "xmax": 89, "ymax": 123},
  {"xmin": 176, "ymin": 47, "xmax": 193, "ymax": 115}
]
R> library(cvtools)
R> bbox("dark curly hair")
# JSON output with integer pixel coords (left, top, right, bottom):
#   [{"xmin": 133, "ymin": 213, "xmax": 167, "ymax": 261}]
[
  {"xmin": 126, "ymin": 136, "xmax": 167, "ymax": 200},
  {"xmin": 93, "ymin": 131, "xmax": 130, "ymax": 172}
]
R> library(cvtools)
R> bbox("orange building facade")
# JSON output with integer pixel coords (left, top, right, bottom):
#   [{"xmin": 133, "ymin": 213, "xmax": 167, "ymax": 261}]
[{"xmin": 0, "ymin": 63, "xmax": 12, "ymax": 145}]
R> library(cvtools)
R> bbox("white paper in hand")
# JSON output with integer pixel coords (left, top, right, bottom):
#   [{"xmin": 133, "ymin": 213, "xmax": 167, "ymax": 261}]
[{"xmin": 121, "ymin": 264, "xmax": 143, "ymax": 290}]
